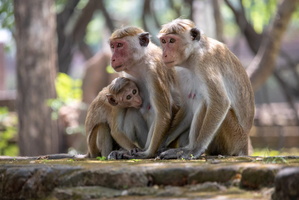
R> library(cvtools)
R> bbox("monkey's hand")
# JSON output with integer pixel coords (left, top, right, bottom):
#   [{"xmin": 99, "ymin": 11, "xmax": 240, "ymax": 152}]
[
  {"xmin": 158, "ymin": 147, "xmax": 203, "ymax": 160},
  {"xmin": 129, "ymin": 148, "xmax": 143, "ymax": 155},
  {"xmin": 108, "ymin": 150, "xmax": 134, "ymax": 160}
]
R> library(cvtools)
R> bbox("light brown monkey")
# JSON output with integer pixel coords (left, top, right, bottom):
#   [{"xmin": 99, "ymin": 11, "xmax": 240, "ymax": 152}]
[
  {"xmin": 86, "ymin": 77, "xmax": 147, "ymax": 158},
  {"xmin": 108, "ymin": 26, "xmax": 189, "ymax": 159},
  {"xmin": 158, "ymin": 19, "xmax": 255, "ymax": 159}
]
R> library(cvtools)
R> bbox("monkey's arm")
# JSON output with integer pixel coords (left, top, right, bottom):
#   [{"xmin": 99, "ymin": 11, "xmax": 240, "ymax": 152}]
[
  {"xmin": 118, "ymin": 108, "xmax": 148, "ymax": 149},
  {"xmin": 163, "ymin": 104, "xmax": 191, "ymax": 147},
  {"xmin": 110, "ymin": 109, "xmax": 138, "ymax": 151},
  {"xmin": 142, "ymin": 72, "xmax": 173, "ymax": 157},
  {"xmin": 191, "ymin": 78, "xmax": 230, "ymax": 157},
  {"xmin": 125, "ymin": 109, "xmax": 148, "ymax": 149}
]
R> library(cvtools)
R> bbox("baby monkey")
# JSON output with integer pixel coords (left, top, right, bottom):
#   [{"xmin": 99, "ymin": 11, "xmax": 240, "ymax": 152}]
[{"xmin": 85, "ymin": 77, "xmax": 145, "ymax": 158}]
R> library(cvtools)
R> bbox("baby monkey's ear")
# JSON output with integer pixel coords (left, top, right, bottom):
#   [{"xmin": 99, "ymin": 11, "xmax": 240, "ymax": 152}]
[{"xmin": 106, "ymin": 94, "xmax": 118, "ymax": 106}]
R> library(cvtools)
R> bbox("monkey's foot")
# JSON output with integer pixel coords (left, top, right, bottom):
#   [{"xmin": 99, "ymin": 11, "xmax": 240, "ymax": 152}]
[
  {"xmin": 158, "ymin": 148, "xmax": 200, "ymax": 160},
  {"xmin": 107, "ymin": 150, "xmax": 134, "ymax": 160},
  {"xmin": 129, "ymin": 149, "xmax": 158, "ymax": 159}
]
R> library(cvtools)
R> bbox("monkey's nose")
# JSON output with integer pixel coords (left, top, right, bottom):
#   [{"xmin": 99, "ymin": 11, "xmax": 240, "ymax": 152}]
[{"xmin": 112, "ymin": 59, "xmax": 115, "ymax": 62}]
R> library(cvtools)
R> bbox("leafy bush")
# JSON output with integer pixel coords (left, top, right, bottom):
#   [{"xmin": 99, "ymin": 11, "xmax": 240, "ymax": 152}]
[
  {"xmin": 47, "ymin": 73, "xmax": 83, "ymax": 120},
  {"xmin": 0, "ymin": 107, "xmax": 18, "ymax": 156}
]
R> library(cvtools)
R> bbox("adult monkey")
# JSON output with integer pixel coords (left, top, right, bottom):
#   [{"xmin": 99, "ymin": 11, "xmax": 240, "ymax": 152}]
[
  {"xmin": 108, "ymin": 26, "xmax": 188, "ymax": 159},
  {"xmin": 158, "ymin": 19, "xmax": 255, "ymax": 159}
]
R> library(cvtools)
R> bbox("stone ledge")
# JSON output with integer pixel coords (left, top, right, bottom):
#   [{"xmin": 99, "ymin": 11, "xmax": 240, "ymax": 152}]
[{"xmin": 0, "ymin": 156, "xmax": 298, "ymax": 199}]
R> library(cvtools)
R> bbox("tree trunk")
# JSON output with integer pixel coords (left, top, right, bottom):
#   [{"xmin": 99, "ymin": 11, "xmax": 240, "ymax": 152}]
[
  {"xmin": 14, "ymin": 0, "xmax": 62, "ymax": 156},
  {"xmin": 246, "ymin": 0, "xmax": 299, "ymax": 91},
  {"xmin": 212, "ymin": 0, "xmax": 224, "ymax": 43},
  {"xmin": 0, "ymin": 43, "xmax": 4, "ymax": 90}
]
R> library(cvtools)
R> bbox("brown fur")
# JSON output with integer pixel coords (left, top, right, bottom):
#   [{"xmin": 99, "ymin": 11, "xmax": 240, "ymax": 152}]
[
  {"xmin": 85, "ymin": 77, "xmax": 144, "ymax": 158},
  {"xmin": 159, "ymin": 19, "xmax": 195, "ymax": 36},
  {"xmin": 158, "ymin": 19, "xmax": 255, "ymax": 159},
  {"xmin": 110, "ymin": 26, "xmax": 145, "ymax": 41},
  {"xmin": 108, "ymin": 26, "xmax": 188, "ymax": 159}
]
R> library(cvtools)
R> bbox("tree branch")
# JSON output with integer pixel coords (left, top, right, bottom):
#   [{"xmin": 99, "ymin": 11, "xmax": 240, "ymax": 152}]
[
  {"xmin": 56, "ymin": 0, "xmax": 80, "ymax": 73},
  {"xmin": 224, "ymin": 0, "xmax": 262, "ymax": 53},
  {"xmin": 247, "ymin": 0, "xmax": 299, "ymax": 91},
  {"xmin": 72, "ymin": 0, "xmax": 100, "ymax": 42},
  {"xmin": 98, "ymin": 0, "xmax": 115, "ymax": 33}
]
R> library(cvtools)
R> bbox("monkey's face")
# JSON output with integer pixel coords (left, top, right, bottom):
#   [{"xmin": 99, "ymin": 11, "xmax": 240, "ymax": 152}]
[
  {"xmin": 110, "ymin": 33, "xmax": 150, "ymax": 73},
  {"xmin": 159, "ymin": 28, "xmax": 201, "ymax": 68},
  {"xmin": 107, "ymin": 83, "xmax": 142, "ymax": 109},
  {"xmin": 159, "ymin": 34, "xmax": 187, "ymax": 68},
  {"xmin": 120, "ymin": 85, "xmax": 142, "ymax": 109},
  {"xmin": 110, "ymin": 38, "xmax": 133, "ymax": 72}
]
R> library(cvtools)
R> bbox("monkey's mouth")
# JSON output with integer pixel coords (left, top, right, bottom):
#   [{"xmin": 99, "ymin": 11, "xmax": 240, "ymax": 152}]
[
  {"xmin": 114, "ymin": 65, "xmax": 123, "ymax": 70},
  {"xmin": 164, "ymin": 61, "xmax": 175, "ymax": 66}
]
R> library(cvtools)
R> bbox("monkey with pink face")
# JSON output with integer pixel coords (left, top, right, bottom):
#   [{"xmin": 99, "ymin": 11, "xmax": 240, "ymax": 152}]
[
  {"xmin": 107, "ymin": 27, "xmax": 190, "ymax": 159},
  {"xmin": 158, "ymin": 19, "xmax": 255, "ymax": 159}
]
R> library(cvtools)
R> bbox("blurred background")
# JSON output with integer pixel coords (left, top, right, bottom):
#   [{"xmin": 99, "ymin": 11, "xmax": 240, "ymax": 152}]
[{"xmin": 0, "ymin": 0, "xmax": 298, "ymax": 157}]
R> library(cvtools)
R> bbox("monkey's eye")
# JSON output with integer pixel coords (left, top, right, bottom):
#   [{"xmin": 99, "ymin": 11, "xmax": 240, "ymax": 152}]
[
  {"xmin": 161, "ymin": 39, "xmax": 166, "ymax": 44},
  {"xmin": 117, "ymin": 43, "xmax": 123, "ymax": 47},
  {"xmin": 170, "ymin": 38, "xmax": 176, "ymax": 43},
  {"xmin": 126, "ymin": 95, "xmax": 132, "ymax": 100},
  {"xmin": 132, "ymin": 89, "xmax": 137, "ymax": 95},
  {"xmin": 110, "ymin": 44, "xmax": 114, "ymax": 49}
]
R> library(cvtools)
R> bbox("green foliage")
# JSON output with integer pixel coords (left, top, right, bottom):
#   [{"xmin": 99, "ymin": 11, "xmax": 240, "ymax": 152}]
[
  {"xmin": 242, "ymin": 0, "xmax": 278, "ymax": 33},
  {"xmin": 47, "ymin": 73, "xmax": 82, "ymax": 120},
  {"xmin": 252, "ymin": 148, "xmax": 280, "ymax": 157},
  {"xmin": 55, "ymin": 73, "xmax": 82, "ymax": 102},
  {"xmin": 262, "ymin": 156, "xmax": 288, "ymax": 164},
  {"xmin": 96, "ymin": 156, "xmax": 107, "ymax": 161},
  {"xmin": 106, "ymin": 65, "xmax": 115, "ymax": 74},
  {"xmin": 0, "ymin": 107, "xmax": 18, "ymax": 156},
  {"xmin": 0, "ymin": 0, "xmax": 14, "ymax": 30},
  {"xmin": 86, "ymin": 15, "xmax": 105, "ymax": 47},
  {"xmin": 0, "ymin": 107, "xmax": 8, "ymax": 121}
]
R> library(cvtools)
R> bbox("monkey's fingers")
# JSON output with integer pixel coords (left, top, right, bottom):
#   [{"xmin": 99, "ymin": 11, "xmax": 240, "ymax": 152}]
[
  {"xmin": 107, "ymin": 150, "xmax": 133, "ymax": 160},
  {"xmin": 158, "ymin": 148, "xmax": 194, "ymax": 160},
  {"xmin": 129, "ymin": 148, "xmax": 142, "ymax": 155}
]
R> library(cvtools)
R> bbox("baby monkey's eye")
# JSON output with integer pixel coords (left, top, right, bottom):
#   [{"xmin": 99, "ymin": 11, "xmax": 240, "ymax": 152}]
[
  {"xmin": 132, "ymin": 89, "xmax": 137, "ymax": 95},
  {"xmin": 126, "ymin": 95, "xmax": 132, "ymax": 100}
]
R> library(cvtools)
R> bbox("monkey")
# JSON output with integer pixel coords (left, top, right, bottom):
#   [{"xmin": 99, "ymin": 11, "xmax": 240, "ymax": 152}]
[
  {"xmin": 108, "ymin": 26, "xmax": 190, "ymax": 159},
  {"xmin": 85, "ymin": 77, "xmax": 147, "ymax": 158},
  {"xmin": 157, "ymin": 19, "xmax": 255, "ymax": 159}
]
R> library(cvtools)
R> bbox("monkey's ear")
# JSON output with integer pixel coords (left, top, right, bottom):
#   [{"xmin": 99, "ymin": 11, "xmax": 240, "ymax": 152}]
[
  {"xmin": 139, "ymin": 32, "xmax": 150, "ymax": 47},
  {"xmin": 190, "ymin": 28, "xmax": 200, "ymax": 41},
  {"xmin": 106, "ymin": 94, "xmax": 118, "ymax": 106}
]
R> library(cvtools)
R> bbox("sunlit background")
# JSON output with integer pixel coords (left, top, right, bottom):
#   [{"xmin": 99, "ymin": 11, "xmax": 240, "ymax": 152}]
[{"xmin": 0, "ymin": 0, "xmax": 299, "ymax": 157}]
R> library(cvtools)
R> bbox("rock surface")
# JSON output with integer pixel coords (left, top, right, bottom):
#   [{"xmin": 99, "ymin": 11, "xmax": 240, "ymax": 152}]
[{"xmin": 0, "ymin": 155, "xmax": 298, "ymax": 199}]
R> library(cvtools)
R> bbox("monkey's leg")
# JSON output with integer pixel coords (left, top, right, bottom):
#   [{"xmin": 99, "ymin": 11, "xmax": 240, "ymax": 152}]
[
  {"xmin": 96, "ymin": 123, "xmax": 113, "ymax": 157},
  {"xmin": 206, "ymin": 109, "xmax": 249, "ymax": 156},
  {"xmin": 159, "ymin": 103, "xmax": 206, "ymax": 160},
  {"xmin": 87, "ymin": 125, "xmax": 101, "ymax": 158}
]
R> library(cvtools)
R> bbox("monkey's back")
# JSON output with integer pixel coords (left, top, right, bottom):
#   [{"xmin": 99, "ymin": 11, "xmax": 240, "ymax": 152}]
[{"xmin": 203, "ymin": 37, "xmax": 255, "ymax": 131}]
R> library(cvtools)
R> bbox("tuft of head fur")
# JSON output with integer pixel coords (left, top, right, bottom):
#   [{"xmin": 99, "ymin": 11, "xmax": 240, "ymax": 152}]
[
  {"xmin": 110, "ymin": 26, "xmax": 145, "ymax": 40},
  {"xmin": 158, "ymin": 18, "xmax": 196, "ymax": 36},
  {"xmin": 109, "ymin": 77, "xmax": 131, "ymax": 94}
]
